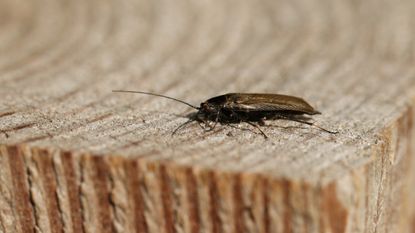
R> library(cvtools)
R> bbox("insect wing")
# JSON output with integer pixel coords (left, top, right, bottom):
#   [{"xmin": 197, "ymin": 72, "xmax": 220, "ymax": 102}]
[{"xmin": 223, "ymin": 93, "xmax": 320, "ymax": 114}]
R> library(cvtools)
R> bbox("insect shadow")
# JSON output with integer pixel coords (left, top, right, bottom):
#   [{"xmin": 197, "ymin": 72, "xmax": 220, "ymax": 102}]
[{"xmin": 113, "ymin": 90, "xmax": 339, "ymax": 139}]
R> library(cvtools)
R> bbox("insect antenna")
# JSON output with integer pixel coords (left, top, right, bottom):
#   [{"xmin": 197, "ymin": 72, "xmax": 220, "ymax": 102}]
[
  {"xmin": 112, "ymin": 90, "xmax": 200, "ymax": 109},
  {"xmin": 172, "ymin": 119, "xmax": 196, "ymax": 136}
]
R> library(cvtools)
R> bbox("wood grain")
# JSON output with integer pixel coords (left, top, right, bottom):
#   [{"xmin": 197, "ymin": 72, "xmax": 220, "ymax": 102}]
[{"xmin": 0, "ymin": 0, "xmax": 415, "ymax": 232}]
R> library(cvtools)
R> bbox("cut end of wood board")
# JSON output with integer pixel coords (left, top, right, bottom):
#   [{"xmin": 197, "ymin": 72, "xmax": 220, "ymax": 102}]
[{"xmin": 1, "ymin": 138, "xmax": 414, "ymax": 233}]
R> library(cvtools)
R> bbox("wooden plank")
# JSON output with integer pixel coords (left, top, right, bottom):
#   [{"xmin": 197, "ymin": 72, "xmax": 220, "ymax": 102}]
[{"xmin": 1, "ymin": 0, "xmax": 415, "ymax": 232}]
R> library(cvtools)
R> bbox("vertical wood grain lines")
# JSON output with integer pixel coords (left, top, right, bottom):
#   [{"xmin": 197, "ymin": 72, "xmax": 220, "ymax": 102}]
[
  {"xmin": 126, "ymin": 159, "xmax": 148, "ymax": 233},
  {"xmin": 61, "ymin": 151, "xmax": 85, "ymax": 233},
  {"xmin": 321, "ymin": 184, "xmax": 348, "ymax": 233},
  {"xmin": 282, "ymin": 180, "xmax": 293, "ymax": 233},
  {"xmin": 159, "ymin": 164, "xmax": 175, "ymax": 233},
  {"xmin": 1, "ymin": 143, "xmax": 414, "ymax": 232},
  {"xmin": 6, "ymin": 146, "xmax": 35, "ymax": 233},
  {"xmin": 185, "ymin": 168, "xmax": 200, "ymax": 233},
  {"xmin": 35, "ymin": 149, "xmax": 64, "ymax": 233},
  {"xmin": 232, "ymin": 174, "xmax": 244, "ymax": 233},
  {"xmin": 301, "ymin": 184, "xmax": 310, "ymax": 233},
  {"xmin": 262, "ymin": 178, "xmax": 270, "ymax": 233},
  {"xmin": 91, "ymin": 156, "xmax": 113, "ymax": 233},
  {"xmin": 208, "ymin": 171, "xmax": 222, "ymax": 233}
]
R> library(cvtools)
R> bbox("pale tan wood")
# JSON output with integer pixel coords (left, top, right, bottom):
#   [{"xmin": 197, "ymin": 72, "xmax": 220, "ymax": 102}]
[{"xmin": 0, "ymin": 0, "xmax": 415, "ymax": 232}]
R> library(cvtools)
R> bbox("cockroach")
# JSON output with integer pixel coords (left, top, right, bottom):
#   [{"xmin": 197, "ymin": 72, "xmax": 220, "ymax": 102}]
[{"xmin": 112, "ymin": 90, "xmax": 338, "ymax": 138}]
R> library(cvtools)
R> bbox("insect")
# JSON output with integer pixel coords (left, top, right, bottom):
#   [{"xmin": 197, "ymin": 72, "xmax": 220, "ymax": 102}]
[{"xmin": 113, "ymin": 90, "xmax": 338, "ymax": 138}]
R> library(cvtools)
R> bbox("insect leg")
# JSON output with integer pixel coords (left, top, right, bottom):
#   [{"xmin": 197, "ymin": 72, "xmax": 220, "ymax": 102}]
[
  {"xmin": 202, "ymin": 110, "xmax": 222, "ymax": 131},
  {"xmin": 246, "ymin": 121, "xmax": 268, "ymax": 139},
  {"xmin": 172, "ymin": 119, "xmax": 195, "ymax": 136},
  {"xmin": 198, "ymin": 121, "xmax": 213, "ymax": 131},
  {"xmin": 284, "ymin": 118, "xmax": 338, "ymax": 134},
  {"xmin": 209, "ymin": 109, "xmax": 221, "ymax": 130}
]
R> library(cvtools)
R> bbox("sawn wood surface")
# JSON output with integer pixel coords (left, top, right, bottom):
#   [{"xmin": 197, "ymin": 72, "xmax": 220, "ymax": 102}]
[{"xmin": 0, "ymin": 0, "xmax": 414, "ymax": 232}]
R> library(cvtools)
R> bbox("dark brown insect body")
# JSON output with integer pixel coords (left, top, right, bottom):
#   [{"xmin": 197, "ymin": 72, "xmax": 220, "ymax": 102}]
[
  {"xmin": 113, "ymin": 91, "xmax": 337, "ymax": 138},
  {"xmin": 197, "ymin": 93, "xmax": 320, "ymax": 123}
]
